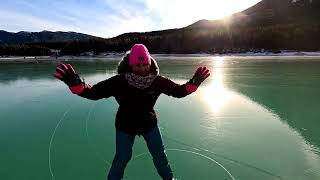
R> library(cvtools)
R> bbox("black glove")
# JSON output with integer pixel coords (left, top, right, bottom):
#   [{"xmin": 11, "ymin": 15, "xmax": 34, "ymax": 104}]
[
  {"xmin": 189, "ymin": 66, "xmax": 210, "ymax": 86},
  {"xmin": 53, "ymin": 63, "xmax": 83, "ymax": 87}
]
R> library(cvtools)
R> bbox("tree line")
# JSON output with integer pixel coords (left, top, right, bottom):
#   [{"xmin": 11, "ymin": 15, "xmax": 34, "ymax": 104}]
[{"xmin": 1, "ymin": 22, "xmax": 319, "ymax": 56}]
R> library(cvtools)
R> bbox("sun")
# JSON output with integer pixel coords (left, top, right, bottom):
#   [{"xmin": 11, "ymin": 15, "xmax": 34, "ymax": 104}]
[
  {"xmin": 145, "ymin": 0, "xmax": 261, "ymax": 30},
  {"xmin": 190, "ymin": 0, "xmax": 262, "ymax": 20},
  {"xmin": 199, "ymin": 1, "xmax": 235, "ymax": 20}
]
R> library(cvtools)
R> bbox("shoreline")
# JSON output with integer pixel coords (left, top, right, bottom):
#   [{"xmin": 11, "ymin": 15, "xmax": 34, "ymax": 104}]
[{"xmin": 1, "ymin": 51, "xmax": 320, "ymax": 62}]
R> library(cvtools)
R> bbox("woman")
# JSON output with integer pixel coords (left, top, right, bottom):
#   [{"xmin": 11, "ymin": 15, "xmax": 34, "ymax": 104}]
[{"xmin": 53, "ymin": 44, "xmax": 210, "ymax": 180}]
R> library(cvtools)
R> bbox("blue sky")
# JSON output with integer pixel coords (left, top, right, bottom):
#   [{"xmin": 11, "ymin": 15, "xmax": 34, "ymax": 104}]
[{"xmin": 0, "ymin": 0, "xmax": 261, "ymax": 38}]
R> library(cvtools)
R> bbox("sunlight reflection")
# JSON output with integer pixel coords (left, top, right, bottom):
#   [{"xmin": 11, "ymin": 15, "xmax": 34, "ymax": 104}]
[{"xmin": 202, "ymin": 56, "xmax": 230, "ymax": 113}]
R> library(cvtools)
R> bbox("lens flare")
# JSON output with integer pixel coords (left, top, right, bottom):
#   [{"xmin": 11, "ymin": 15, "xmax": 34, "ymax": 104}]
[{"xmin": 202, "ymin": 57, "xmax": 230, "ymax": 113}]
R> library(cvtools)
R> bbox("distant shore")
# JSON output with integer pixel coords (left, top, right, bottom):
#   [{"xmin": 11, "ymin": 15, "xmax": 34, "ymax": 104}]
[{"xmin": 1, "ymin": 51, "xmax": 320, "ymax": 62}]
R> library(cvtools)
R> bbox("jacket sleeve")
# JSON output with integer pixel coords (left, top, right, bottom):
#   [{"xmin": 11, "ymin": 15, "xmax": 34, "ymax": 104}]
[
  {"xmin": 157, "ymin": 76, "xmax": 191, "ymax": 98},
  {"xmin": 78, "ymin": 75, "xmax": 118, "ymax": 100}
]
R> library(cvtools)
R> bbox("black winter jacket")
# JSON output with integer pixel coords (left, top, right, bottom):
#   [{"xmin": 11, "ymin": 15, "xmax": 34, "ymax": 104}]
[{"xmin": 79, "ymin": 58, "xmax": 192, "ymax": 134}]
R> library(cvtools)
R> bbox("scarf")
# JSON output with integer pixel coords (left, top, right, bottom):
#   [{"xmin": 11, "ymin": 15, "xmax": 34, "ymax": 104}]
[{"xmin": 125, "ymin": 72, "xmax": 158, "ymax": 89}]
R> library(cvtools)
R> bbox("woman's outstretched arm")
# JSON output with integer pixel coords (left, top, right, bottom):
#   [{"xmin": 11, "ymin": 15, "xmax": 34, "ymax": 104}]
[
  {"xmin": 158, "ymin": 66, "xmax": 210, "ymax": 98},
  {"xmin": 53, "ymin": 63, "xmax": 116, "ymax": 100},
  {"xmin": 77, "ymin": 77, "xmax": 118, "ymax": 100}
]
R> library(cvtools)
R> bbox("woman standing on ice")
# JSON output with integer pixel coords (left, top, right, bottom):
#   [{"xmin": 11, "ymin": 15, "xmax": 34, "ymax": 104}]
[{"xmin": 53, "ymin": 44, "xmax": 210, "ymax": 180}]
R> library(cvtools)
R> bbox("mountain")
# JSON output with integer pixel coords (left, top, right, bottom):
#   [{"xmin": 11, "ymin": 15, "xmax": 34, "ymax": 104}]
[
  {"xmin": 1, "ymin": 0, "xmax": 320, "ymax": 55},
  {"xmin": 0, "ymin": 30, "xmax": 100, "ymax": 44},
  {"xmin": 239, "ymin": 0, "xmax": 320, "ymax": 25},
  {"xmin": 176, "ymin": 0, "xmax": 320, "ymax": 30},
  {"xmin": 107, "ymin": 0, "xmax": 320, "ymax": 53}
]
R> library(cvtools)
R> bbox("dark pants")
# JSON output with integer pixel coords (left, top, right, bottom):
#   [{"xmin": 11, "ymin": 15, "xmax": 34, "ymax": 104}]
[{"xmin": 107, "ymin": 126, "xmax": 173, "ymax": 180}]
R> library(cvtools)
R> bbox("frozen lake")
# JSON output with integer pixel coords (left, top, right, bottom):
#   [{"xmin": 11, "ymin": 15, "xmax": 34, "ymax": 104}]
[{"xmin": 0, "ymin": 56, "xmax": 320, "ymax": 180}]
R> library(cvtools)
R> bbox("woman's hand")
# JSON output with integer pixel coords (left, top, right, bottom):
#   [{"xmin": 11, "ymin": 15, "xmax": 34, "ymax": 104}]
[
  {"xmin": 53, "ymin": 63, "xmax": 85, "ymax": 94},
  {"xmin": 186, "ymin": 66, "xmax": 210, "ymax": 93},
  {"xmin": 189, "ymin": 66, "xmax": 210, "ymax": 86}
]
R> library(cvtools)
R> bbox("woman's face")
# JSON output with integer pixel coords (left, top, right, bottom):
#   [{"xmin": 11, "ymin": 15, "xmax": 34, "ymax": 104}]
[{"xmin": 131, "ymin": 64, "xmax": 151, "ymax": 76}]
